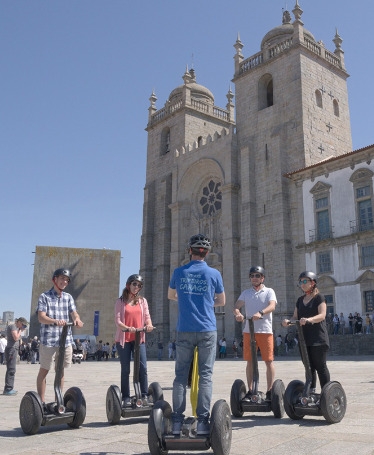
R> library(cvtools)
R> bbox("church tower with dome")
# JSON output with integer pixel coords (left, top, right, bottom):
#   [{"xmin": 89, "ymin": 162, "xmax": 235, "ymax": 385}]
[{"xmin": 141, "ymin": 2, "xmax": 353, "ymax": 343}]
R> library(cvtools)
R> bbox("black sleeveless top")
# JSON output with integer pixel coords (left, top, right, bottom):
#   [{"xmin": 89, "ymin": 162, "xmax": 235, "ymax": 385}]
[{"xmin": 296, "ymin": 293, "xmax": 330, "ymax": 348}]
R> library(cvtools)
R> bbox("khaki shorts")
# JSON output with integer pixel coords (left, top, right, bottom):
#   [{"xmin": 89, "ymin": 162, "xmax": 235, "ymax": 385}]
[
  {"xmin": 39, "ymin": 343, "xmax": 73, "ymax": 371},
  {"xmin": 243, "ymin": 332, "xmax": 274, "ymax": 362}
]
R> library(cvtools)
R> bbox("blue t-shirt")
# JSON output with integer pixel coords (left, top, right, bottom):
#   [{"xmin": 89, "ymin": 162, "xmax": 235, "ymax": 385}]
[{"xmin": 169, "ymin": 260, "xmax": 224, "ymax": 332}]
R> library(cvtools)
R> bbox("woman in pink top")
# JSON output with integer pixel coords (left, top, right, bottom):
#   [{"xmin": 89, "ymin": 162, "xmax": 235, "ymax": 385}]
[{"xmin": 114, "ymin": 274, "xmax": 154, "ymax": 406}]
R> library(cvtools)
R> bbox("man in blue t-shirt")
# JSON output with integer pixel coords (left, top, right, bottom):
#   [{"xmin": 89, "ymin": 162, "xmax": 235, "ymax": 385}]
[{"xmin": 168, "ymin": 234, "xmax": 225, "ymax": 436}]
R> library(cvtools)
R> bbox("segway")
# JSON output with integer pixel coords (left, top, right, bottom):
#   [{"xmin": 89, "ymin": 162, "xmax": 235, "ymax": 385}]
[
  {"xmin": 19, "ymin": 322, "xmax": 86, "ymax": 435},
  {"xmin": 283, "ymin": 320, "xmax": 347, "ymax": 424},
  {"xmin": 106, "ymin": 326, "xmax": 163, "ymax": 424},
  {"xmin": 148, "ymin": 347, "xmax": 232, "ymax": 455},
  {"xmin": 230, "ymin": 317, "xmax": 285, "ymax": 418}
]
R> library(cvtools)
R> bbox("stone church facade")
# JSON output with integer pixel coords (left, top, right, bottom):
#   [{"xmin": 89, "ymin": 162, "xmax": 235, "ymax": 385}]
[{"xmin": 140, "ymin": 2, "xmax": 374, "ymax": 344}]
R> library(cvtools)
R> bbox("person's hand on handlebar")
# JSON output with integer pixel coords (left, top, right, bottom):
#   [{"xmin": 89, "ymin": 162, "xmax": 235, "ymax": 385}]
[
  {"xmin": 282, "ymin": 319, "xmax": 291, "ymax": 327},
  {"xmin": 144, "ymin": 324, "xmax": 154, "ymax": 332}
]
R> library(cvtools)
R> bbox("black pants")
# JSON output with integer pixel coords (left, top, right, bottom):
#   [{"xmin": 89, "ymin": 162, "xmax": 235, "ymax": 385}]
[{"xmin": 306, "ymin": 345, "xmax": 330, "ymax": 389}]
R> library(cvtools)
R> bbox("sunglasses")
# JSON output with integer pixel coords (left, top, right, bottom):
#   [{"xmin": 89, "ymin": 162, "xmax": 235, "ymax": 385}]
[
  {"xmin": 22, "ymin": 324, "xmax": 27, "ymax": 329},
  {"xmin": 131, "ymin": 282, "xmax": 142, "ymax": 288},
  {"xmin": 299, "ymin": 279, "xmax": 310, "ymax": 285},
  {"xmin": 250, "ymin": 273, "xmax": 262, "ymax": 279}
]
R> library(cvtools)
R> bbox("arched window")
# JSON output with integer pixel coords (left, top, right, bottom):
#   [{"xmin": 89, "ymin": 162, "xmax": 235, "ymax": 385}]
[
  {"xmin": 333, "ymin": 99, "xmax": 339, "ymax": 117},
  {"xmin": 258, "ymin": 74, "xmax": 273, "ymax": 110},
  {"xmin": 161, "ymin": 127, "xmax": 171, "ymax": 155},
  {"xmin": 315, "ymin": 90, "xmax": 323, "ymax": 108},
  {"xmin": 197, "ymin": 136, "xmax": 203, "ymax": 147}
]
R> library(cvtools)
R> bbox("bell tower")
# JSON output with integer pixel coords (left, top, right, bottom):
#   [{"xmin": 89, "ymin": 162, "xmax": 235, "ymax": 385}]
[{"xmin": 232, "ymin": 2, "xmax": 351, "ymax": 306}]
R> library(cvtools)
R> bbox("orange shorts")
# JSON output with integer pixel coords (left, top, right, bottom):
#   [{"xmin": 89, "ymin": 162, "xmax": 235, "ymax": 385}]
[{"xmin": 243, "ymin": 332, "xmax": 274, "ymax": 362}]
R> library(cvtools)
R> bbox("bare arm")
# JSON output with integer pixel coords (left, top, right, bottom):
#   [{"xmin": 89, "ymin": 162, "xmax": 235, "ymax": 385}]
[
  {"xmin": 233, "ymin": 299, "xmax": 245, "ymax": 321},
  {"xmin": 168, "ymin": 287, "xmax": 178, "ymax": 301},
  {"xmin": 214, "ymin": 292, "xmax": 226, "ymax": 307},
  {"xmin": 11, "ymin": 328, "xmax": 23, "ymax": 342},
  {"xmin": 71, "ymin": 310, "xmax": 84, "ymax": 327}
]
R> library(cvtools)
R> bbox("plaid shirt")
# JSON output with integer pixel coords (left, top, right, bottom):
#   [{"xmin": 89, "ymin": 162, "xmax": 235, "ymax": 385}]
[{"xmin": 37, "ymin": 287, "xmax": 76, "ymax": 347}]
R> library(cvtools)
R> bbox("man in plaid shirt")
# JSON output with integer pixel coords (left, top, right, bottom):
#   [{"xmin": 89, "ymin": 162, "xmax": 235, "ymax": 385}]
[{"xmin": 36, "ymin": 268, "xmax": 84, "ymax": 404}]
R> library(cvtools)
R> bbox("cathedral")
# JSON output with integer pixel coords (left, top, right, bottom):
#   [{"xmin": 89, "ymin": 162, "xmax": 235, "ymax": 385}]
[{"xmin": 140, "ymin": 2, "xmax": 374, "ymax": 343}]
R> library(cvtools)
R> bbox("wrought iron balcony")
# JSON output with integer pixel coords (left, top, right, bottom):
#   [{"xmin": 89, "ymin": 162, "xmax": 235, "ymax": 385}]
[
  {"xmin": 308, "ymin": 228, "xmax": 334, "ymax": 243},
  {"xmin": 350, "ymin": 219, "xmax": 374, "ymax": 233}
]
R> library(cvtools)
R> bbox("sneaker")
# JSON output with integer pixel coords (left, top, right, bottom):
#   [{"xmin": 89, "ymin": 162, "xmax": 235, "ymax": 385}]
[
  {"xmin": 3, "ymin": 389, "xmax": 17, "ymax": 396},
  {"xmin": 172, "ymin": 420, "xmax": 183, "ymax": 435},
  {"xmin": 243, "ymin": 390, "xmax": 252, "ymax": 401},
  {"xmin": 123, "ymin": 397, "xmax": 131, "ymax": 407},
  {"xmin": 266, "ymin": 390, "xmax": 272, "ymax": 401},
  {"xmin": 142, "ymin": 396, "xmax": 148, "ymax": 406},
  {"xmin": 196, "ymin": 420, "xmax": 210, "ymax": 435}
]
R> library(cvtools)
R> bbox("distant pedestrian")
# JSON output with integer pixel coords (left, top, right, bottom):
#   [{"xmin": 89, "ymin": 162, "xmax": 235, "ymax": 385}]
[
  {"xmin": 158, "ymin": 341, "xmax": 164, "ymax": 360},
  {"xmin": 31, "ymin": 336, "xmax": 39, "ymax": 364},
  {"xmin": 168, "ymin": 340, "xmax": 173, "ymax": 360},
  {"xmin": 339, "ymin": 313, "xmax": 345, "ymax": 335},
  {"xmin": 0, "ymin": 334, "xmax": 7, "ymax": 365},
  {"xmin": 3, "ymin": 317, "xmax": 28, "ymax": 395}
]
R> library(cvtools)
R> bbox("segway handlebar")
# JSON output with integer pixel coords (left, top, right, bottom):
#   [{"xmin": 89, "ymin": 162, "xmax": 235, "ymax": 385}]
[
  {"xmin": 122, "ymin": 326, "xmax": 156, "ymax": 332},
  {"xmin": 53, "ymin": 321, "xmax": 74, "ymax": 326},
  {"xmin": 285, "ymin": 319, "xmax": 312, "ymax": 326}
]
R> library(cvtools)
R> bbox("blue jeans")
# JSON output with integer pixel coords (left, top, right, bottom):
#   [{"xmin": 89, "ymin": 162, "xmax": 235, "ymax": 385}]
[
  {"xmin": 116, "ymin": 341, "xmax": 148, "ymax": 399},
  {"xmin": 172, "ymin": 331, "xmax": 217, "ymax": 423}
]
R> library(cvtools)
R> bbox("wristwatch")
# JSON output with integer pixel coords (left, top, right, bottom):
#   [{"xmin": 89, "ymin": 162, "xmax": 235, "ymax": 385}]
[{"xmin": 259, "ymin": 310, "xmax": 264, "ymax": 316}]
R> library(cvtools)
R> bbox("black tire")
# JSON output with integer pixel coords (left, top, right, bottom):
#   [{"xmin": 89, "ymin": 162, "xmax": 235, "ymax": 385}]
[
  {"xmin": 230, "ymin": 379, "xmax": 246, "ymax": 417},
  {"xmin": 106, "ymin": 385, "xmax": 122, "ymax": 425},
  {"xmin": 271, "ymin": 379, "xmax": 285, "ymax": 418},
  {"xmin": 148, "ymin": 400, "xmax": 171, "ymax": 455},
  {"xmin": 148, "ymin": 382, "xmax": 164, "ymax": 403},
  {"xmin": 72, "ymin": 359, "xmax": 76, "ymax": 364},
  {"xmin": 210, "ymin": 399, "xmax": 232, "ymax": 455},
  {"xmin": 19, "ymin": 392, "xmax": 43, "ymax": 435},
  {"xmin": 320, "ymin": 381, "xmax": 347, "ymax": 424},
  {"xmin": 284, "ymin": 380, "xmax": 304, "ymax": 420},
  {"xmin": 64, "ymin": 387, "xmax": 86, "ymax": 428},
  {"xmin": 77, "ymin": 359, "xmax": 81, "ymax": 364}
]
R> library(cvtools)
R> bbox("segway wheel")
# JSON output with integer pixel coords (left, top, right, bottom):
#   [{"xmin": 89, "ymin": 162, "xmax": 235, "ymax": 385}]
[
  {"xmin": 320, "ymin": 381, "xmax": 347, "ymax": 424},
  {"xmin": 148, "ymin": 381, "xmax": 164, "ymax": 403},
  {"xmin": 210, "ymin": 399, "xmax": 232, "ymax": 455},
  {"xmin": 270, "ymin": 379, "xmax": 285, "ymax": 418},
  {"xmin": 148, "ymin": 400, "xmax": 171, "ymax": 455},
  {"xmin": 230, "ymin": 379, "xmax": 246, "ymax": 417},
  {"xmin": 19, "ymin": 392, "xmax": 43, "ymax": 435},
  {"xmin": 64, "ymin": 387, "xmax": 86, "ymax": 428},
  {"xmin": 106, "ymin": 385, "xmax": 122, "ymax": 425},
  {"xmin": 284, "ymin": 380, "xmax": 304, "ymax": 420}
]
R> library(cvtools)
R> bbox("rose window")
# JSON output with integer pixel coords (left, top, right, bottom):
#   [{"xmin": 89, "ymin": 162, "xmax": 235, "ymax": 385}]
[{"xmin": 199, "ymin": 180, "xmax": 222, "ymax": 215}]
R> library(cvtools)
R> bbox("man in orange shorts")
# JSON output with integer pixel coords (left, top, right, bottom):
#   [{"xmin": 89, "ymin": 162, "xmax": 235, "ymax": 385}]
[{"xmin": 233, "ymin": 266, "xmax": 277, "ymax": 401}]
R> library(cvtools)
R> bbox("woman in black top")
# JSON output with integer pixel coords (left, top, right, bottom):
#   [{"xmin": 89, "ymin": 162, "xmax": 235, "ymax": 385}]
[{"xmin": 282, "ymin": 271, "xmax": 330, "ymax": 391}]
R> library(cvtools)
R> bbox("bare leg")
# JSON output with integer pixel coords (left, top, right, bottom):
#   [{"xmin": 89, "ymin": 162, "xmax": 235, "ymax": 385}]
[
  {"xmin": 37, "ymin": 368, "xmax": 49, "ymax": 402},
  {"xmin": 265, "ymin": 360, "xmax": 275, "ymax": 391},
  {"xmin": 246, "ymin": 360, "xmax": 253, "ymax": 391}
]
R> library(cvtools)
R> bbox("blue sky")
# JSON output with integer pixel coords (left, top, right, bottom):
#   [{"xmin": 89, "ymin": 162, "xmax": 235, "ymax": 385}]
[{"xmin": 1, "ymin": 0, "xmax": 373, "ymax": 319}]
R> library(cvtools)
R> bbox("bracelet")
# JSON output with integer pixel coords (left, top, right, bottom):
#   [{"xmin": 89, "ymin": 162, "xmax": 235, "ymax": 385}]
[{"xmin": 259, "ymin": 310, "xmax": 264, "ymax": 316}]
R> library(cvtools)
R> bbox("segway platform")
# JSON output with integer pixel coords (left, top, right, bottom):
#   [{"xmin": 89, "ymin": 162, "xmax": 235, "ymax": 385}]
[{"xmin": 19, "ymin": 323, "xmax": 86, "ymax": 435}]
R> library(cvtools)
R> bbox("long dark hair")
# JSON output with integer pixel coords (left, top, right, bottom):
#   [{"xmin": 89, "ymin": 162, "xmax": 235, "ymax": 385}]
[{"xmin": 121, "ymin": 284, "xmax": 141, "ymax": 305}]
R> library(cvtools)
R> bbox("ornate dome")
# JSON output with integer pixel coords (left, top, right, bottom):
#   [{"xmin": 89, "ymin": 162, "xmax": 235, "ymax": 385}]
[
  {"xmin": 168, "ymin": 68, "xmax": 214, "ymax": 105},
  {"xmin": 260, "ymin": 9, "xmax": 315, "ymax": 50}
]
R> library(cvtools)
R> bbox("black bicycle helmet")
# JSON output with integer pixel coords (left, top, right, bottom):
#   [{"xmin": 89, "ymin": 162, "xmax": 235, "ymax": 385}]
[
  {"xmin": 53, "ymin": 268, "xmax": 72, "ymax": 281},
  {"xmin": 249, "ymin": 266, "xmax": 265, "ymax": 276},
  {"xmin": 299, "ymin": 271, "xmax": 317, "ymax": 283},
  {"xmin": 126, "ymin": 274, "xmax": 144, "ymax": 285},
  {"xmin": 188, "ymin": 234, "xmax": 211, "ymax": 251}
]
